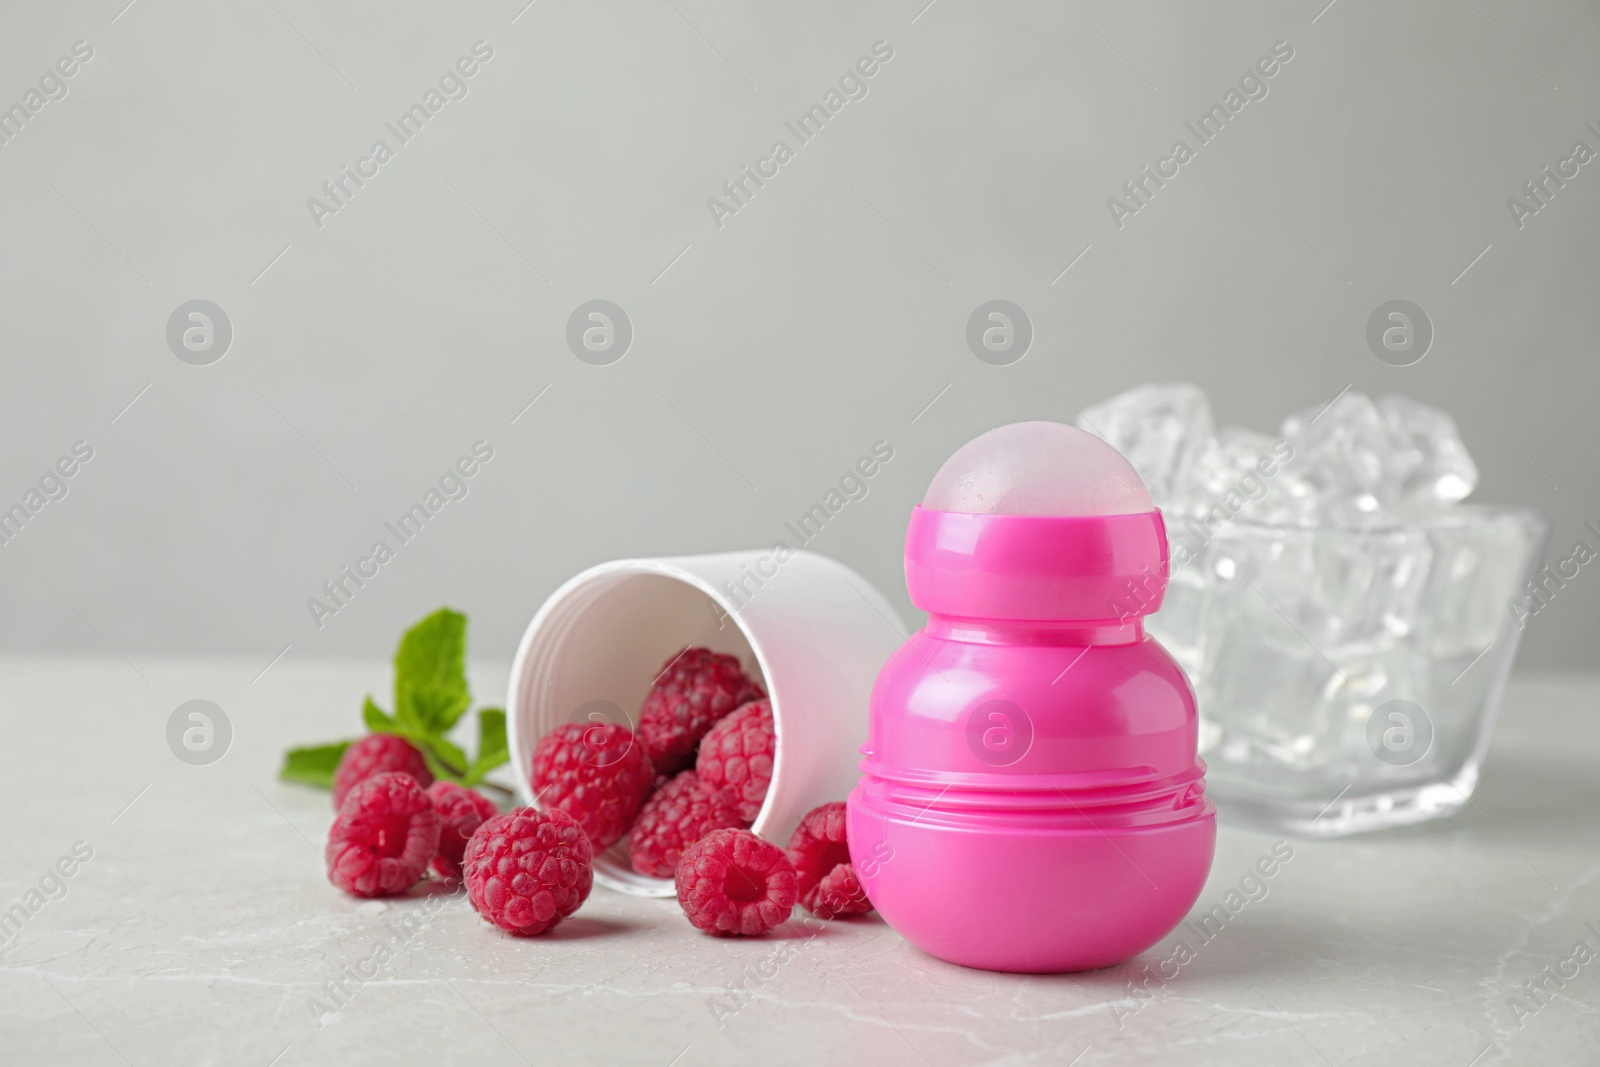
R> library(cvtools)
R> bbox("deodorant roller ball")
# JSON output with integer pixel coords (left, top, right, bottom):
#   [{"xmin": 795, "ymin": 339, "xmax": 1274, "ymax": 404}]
[{"xmin": 847, "ymin": 421, "xmax": 1215, "ymax": 973}]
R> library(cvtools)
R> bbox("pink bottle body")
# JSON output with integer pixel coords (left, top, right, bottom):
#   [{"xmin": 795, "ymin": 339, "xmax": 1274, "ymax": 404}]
[{"xmin": 847, "ymin": 506, "xmax": 1215, "ymax": 973}]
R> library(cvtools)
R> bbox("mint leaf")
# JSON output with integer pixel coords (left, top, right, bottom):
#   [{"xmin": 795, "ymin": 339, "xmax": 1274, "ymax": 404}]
[
  {"xmin": 362, "ymin": 696, "xmax": 395, "ymax": 733},
  {"xmin": 393, "ymin": 608, "xmax": 471, "ymax": 735},
  {"xmin": 280, "ymin": 741, "xmax": 351, "ymax": 789},
  {"xmin": 281, "ymin": 607, "xmax": 503, "ymax": 797},
  {"xmin": 410, "ymin": 732, "xmax": 469, "ymax": 781},
  {"xmin": 463, "ymin": 708, "xmax": 509, "ymax": 785},
  {"xmin": 367, "ymin": 691, "xmax": 466, "ymax": 779}
]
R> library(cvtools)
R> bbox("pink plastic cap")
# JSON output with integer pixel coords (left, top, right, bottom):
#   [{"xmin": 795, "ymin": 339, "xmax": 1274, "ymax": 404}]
[{"xmin": 904, "ymin": 506, "xmax": 1169, "ymax": 622}]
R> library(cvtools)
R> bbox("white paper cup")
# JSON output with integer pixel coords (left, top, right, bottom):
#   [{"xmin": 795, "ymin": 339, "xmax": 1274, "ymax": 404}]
[{"xmin": 506, "ymin": 549, "xmax": 905, "ymax": 896}]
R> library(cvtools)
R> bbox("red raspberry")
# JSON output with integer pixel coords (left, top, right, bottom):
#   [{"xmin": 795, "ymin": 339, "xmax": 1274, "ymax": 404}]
[
  {"xmin": 637, "ymin": 647, "xmax": 764, "ymax": 776},
  {"xmin": 695, "ymin": 699, "xmax": 776, "ymax": 823},
  {"xmin": 675, "ymin": 828, "xmax": 796, "ymax": 936},
  {"xmin": 787, "ymin": 802, "xmax": 872, "ymax": 919},
  {"xmin": 326, "ymin": 772, "xmax": 442, "ymax": 898},
  {"xmin": 332, "ymin": 733, "xmax": 433, "ymax": 809},
  {"xmin": 426, "ymin": 781, "xmax": 499, "ymax": 881},
  {"xmin": 463, "ymin": 807, "xmax": 593, "ymax": 936},
  {"xmin": 628, "ymin": 770, "xmax": 745, "ymax": 877},
  {"xmin": 532, "ymin": 722, "xmax": 653, "ymax": 850},
  {"xmin": 811, "ymin": 864, "xmax": 871, "ymax": 920}
]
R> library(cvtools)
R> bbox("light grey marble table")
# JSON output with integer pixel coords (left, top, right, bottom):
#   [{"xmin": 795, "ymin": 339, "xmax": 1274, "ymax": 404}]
[{"xmin": 2, "ymin": 658, "xmax": 1596, "ymax": 1066}]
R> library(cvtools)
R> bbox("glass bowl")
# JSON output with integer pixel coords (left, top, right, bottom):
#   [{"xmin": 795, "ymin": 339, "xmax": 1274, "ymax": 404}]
[{"xmin": 1150, "ymin": 505, "xmax": 1550, "ymax": 836}]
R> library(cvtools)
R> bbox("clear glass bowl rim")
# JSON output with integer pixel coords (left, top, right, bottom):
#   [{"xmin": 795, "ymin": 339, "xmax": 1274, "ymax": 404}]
[{"xmin": 1161, "ymin": 502, "xmax": 1550, "ymax": 538}]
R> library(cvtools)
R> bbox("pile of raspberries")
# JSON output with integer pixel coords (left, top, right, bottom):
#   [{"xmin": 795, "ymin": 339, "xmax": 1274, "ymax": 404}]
[{"xmin": 324, "ymin": 647, "xmax": 872, "ymax": 937}]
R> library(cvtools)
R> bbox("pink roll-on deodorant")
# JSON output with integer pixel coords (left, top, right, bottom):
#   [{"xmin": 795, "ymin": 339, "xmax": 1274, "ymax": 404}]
[{"xmin": 847, "ymin": 421, "xmax": 1215, "ymax": 973}]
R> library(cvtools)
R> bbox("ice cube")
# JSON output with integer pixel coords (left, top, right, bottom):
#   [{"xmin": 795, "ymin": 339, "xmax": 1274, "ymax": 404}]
[
  {"xmin": 1420, "ymin": 508, "xmax": 1544, "ymax": 660},
  {"xmin": 1377, "ymin": 394, "xmax": 1478, "ymax": 509},
  {"xmin": 1146, "ymin": 556, "xmax": 1211, "ymax": 687},
  {"xmin": 1183, "ymin": 520, "xmax": 1433, "ymax": 780},
  {"xmin": 1197, "ymin": 595, "xmax": 1355, "ymax": 776},
  {"xmin": 1186, "ymin": 427, "xmax": 1318, "ymax": 525},
  {"xmin": 922, "ymin": 421, "xmax": 1153, "ymax": 516},
  {"xmin": 1076, "ymin": 383, "xmax": 1213, "ymax": 510},
  {"xmin": 1280, "ymin": 391, "xmax": 1413, "ymax": 523},
  {"xmin": 1308, "ymin": 522, "xmax": 1432, "ymax": 650}
]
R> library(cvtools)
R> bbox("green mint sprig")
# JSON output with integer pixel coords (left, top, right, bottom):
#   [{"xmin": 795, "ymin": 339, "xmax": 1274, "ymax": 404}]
[{"xmin": 279, "ymin": 607, "xmax": 511, "ymax": 792}]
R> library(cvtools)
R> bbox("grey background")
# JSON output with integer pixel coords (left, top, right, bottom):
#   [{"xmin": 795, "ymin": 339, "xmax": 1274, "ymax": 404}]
[{"xmin": 1, "ymin": 0, "xmax": 1595, "ymax": 673}]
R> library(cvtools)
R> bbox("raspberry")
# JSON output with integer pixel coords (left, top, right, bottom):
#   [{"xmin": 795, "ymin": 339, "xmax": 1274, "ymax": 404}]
[
  {"xmin": 675, "ymin": 828, "xmax": 797, "ymax": 936},
  {"xmin": 787, "ymin": 802, "xmax": 872, "ymax": 919},
  {"xmin": 628, "ymin": 770, "xmax": 745, "ymax": 877},
  {"xmin": 426, "ymin": 781, "xmax": 499, "ymax": 881},
  {"xmin": 695, "ymin": 699, "xmax": 776, "ymax": 823},
  {"xmin": 637, "ymin": 647, "xmax": 764, "ymax": 777},
  {"xmin": 332, "ymin": 733, "xmax": 433, "ymax": 809},
  {"xmin": 532, "ymin": 722, "xmax": 653, "ymax": 850},
  {"xmin": 463, "ymin": 807, "xmax": 593, "ymax": 936},
  {"xmin": 326, "ymin": 773, "xmax": 442, "ymax": 898},
  {"xmin": 811, "ymin": 864, "xmax": 871, "ymax": 920}
]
